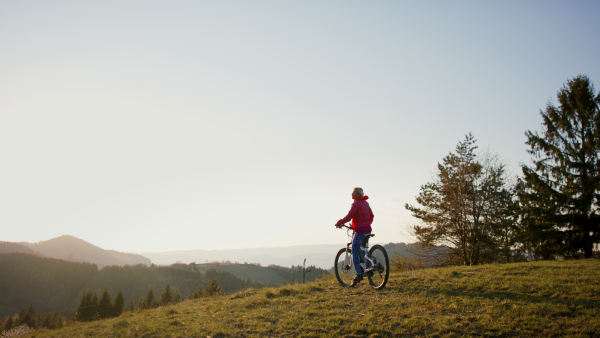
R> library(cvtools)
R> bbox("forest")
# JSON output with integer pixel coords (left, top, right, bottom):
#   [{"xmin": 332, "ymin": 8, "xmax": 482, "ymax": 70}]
[{"xmin": 0, "ymin": 252, "xmax": 329, "ymax": 321}]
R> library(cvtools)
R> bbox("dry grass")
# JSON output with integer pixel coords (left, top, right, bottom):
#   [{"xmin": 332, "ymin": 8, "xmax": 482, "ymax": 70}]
[{"xmin": 25, "ymin": 259, "xmax": 600, "ymax": 337}]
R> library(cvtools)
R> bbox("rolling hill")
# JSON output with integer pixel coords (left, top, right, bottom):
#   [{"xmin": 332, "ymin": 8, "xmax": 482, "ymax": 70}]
[
  {"xmin": 11, "ymin": 236, "xmax": 151, "ymax": 268},
  {"xmin": 0, "ymin": 242, "xmax": 37, "ymax": 255}
]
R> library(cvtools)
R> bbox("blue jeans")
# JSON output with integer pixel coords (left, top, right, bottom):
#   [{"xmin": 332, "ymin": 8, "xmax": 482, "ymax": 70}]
[{"xmin": 352, "ymin": 232, "xmax": 370, "ymax": 275}]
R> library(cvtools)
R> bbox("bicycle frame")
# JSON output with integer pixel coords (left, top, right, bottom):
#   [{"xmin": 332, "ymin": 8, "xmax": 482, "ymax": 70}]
[
  {"xmin": 342, "ymin": 242, "xmax": 374, "ymax": 271},
  {"xmin": 340, "ymin": 225, "xmax": 376, "ymax": 273}
]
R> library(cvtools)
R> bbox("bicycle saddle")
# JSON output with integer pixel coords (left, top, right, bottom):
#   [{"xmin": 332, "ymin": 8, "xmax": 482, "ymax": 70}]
[{"xmin": 363, "ymin": 234, "xmax": 375, "ymax": 246}]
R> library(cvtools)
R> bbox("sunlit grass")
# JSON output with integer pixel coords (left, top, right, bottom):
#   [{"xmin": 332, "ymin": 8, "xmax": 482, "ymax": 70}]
[{"xmin": 27, "ymin": 259, "xmax": 599, "ymax": 337}]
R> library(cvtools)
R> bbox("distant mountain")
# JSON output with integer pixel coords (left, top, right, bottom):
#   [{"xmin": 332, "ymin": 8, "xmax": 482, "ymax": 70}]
[
  {"xmin": 0, "ymin": 241, "xmax": 38, "ymax": 255},
  {"xmin": 19, "ymin": 235, "xmax": 151, "ymax": 268}
]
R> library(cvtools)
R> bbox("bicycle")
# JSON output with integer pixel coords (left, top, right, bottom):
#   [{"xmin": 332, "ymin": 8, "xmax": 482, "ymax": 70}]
[{"xmin": 334, "ymin": 224, "xmax": 389, "ymax": 289}]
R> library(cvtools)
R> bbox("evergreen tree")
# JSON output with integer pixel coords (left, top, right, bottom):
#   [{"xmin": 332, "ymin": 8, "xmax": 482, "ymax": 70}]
[
  {"xmin": 112, "ymin": 290, "xmax": 125, "ymax": 317},
  {"xmin": 145, "ymin": 288, "xmax": 155, "ymax": 309},
  {"xmin": 160, "ymin": 284, "xmax": 173, "ymax": 305},
  {"xmin": 40, "ymin": 311, "xmax": 64, "ymax": 329},
  {"xmin": 16, "ymin": 303, "xmax": 37, "ymax": 329},
  {"xmin": 75, "ymin": 289, "xmax": 98, "ymax": 322},
  {"xmin": 41, "ymin": 313, "xmax": 51, "ymax": 329},
  {"xmin": 97, "ymin": 289, "xmax": 112, "ymax": 319},
  {"xmin": 204, "ymin": 279, "xmax": 223, "ymax": 296},
  {"xmin": 520, "ymin": 75, "xmax": 600, "ymax": 259},
  {"xmin": 137, "ymin": 297, "xmax": 146, "ymax": 310},
  {"xmin": 173, "ymin": 289, "xmax": 181, "ymax": 303},
  {"xmin": 50, "ymin": 311, "xmax": 64, "ymax": 329},
  {"xmin": 92, "ymin": 293, "xmax": 99, "ymax": 318},
  {"xmin": 405, "ymin": 134, "xmax": 517, "ymax": 265}
]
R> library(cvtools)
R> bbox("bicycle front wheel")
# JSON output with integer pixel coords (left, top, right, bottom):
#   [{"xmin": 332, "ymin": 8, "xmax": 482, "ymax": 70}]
[
  {"xmin": 334, "ymin": 248, "xmax": 355, "ymax": 287},
  {"xmin": 367, "ymin": 244, "xmax": 389, "ymax": 289}
]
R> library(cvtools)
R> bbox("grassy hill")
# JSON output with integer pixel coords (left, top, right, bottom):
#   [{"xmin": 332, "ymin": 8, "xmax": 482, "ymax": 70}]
[{"xmin": 22, "ymin": 259, "xmax": 600, "ymax": 337}]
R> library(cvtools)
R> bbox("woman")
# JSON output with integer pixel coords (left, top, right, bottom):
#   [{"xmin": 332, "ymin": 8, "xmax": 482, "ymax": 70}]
[{"xmin": 335, "ymin": 187, "xmax": 374, "ymax": 286}]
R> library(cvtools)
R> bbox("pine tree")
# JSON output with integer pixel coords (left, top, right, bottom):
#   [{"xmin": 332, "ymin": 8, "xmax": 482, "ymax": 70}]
[
  {"xmin": 137, "ymin": 297, "xmax": 146, "ymax": 310},
  {"xmin": 520, "ymin": 75, "xmax": 600, "ymax": 259},
  {"xmin": 41, "ymin": 313, "xmax": 51, "ymax": 329},
  {"xmin": 112, "ymin": 289, "xmax": 125, "ymax": 317},
  {"xmin": 50, "ymin": 311, "xmax": 64, "ymax": 329},
  {"xmin": 160, "ymin": 284, "xmax": 173, "ymax": 305},
  {"xmin": 204, "ymin": 279, "xmax": 223, "ymax": 296},
  {"xmin": 173, "ymin": 290, "xmax": 181, "ymax": 303},
  {"xmin": 40, "ymin": 311, "xmax": 63, "ymax": 330},
  {"xmin": 145, "ymin": 288, "xmax": 155, "ymax": 309},
  {"xmin": 26, "ymin": 303, "xmax": 37, "ymax": 328},
  {"xmin": 92, "ymin": 293, "xmax": 99, "ymax": 319},
  {"xmin": 76, "ymin": 289, "xmax": 98, "ymax": 322},
  {"xmin": 98, "ymin": 289, "xmax": 112, "ymax": 319},
  {"xmin": 15, "ymin": 303, "xmax": 37, "ymax": 329}
]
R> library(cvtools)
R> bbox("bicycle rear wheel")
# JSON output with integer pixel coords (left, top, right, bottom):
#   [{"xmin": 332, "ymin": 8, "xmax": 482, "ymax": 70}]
[
  {"xmin": 334, "ymin": 248, "xmax": 355, "ymax": 287},
  {"xmin": 367, "ymin": 244, "xmax": 389, "ymax": 289}
]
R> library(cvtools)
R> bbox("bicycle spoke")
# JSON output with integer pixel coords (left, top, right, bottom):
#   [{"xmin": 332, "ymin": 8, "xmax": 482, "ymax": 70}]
[
  {"xmin": 367, "ymin": 245, "xmax": 389, "ymax": 289},
  {"xmin": 334, "ymin": 248, "xmax": 355, "ymax": 287}
]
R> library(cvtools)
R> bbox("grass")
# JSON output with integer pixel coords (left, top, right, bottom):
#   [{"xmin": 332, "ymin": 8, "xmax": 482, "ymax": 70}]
[{"xmin": 26, "ymin": 259, "xmax": 599, "ymax": 337}]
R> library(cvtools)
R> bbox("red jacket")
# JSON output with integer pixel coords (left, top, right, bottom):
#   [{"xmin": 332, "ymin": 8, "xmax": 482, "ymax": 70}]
[{"xmin": 337, "ymin": 196, "xmax": 374, "ymax": 233}]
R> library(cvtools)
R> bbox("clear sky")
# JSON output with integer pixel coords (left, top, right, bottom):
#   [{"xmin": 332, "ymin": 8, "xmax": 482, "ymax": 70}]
[{"xmin": 1, "ymin": 1, "xmax": 599, "ymax": 253}]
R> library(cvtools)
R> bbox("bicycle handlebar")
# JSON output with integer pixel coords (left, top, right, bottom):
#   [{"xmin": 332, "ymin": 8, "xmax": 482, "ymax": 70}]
[{"xmin": 335, "ymin": 223, "xmax": 352, "ymax": 230}]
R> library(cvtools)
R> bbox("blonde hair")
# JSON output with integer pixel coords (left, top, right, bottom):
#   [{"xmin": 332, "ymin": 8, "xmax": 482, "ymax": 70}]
[{"xmin": 353, "ymin": 187, "xmax": 364, "ymax": 198}]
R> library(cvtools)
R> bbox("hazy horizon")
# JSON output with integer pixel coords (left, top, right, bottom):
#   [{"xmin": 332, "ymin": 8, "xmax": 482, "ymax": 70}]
[
  {"xmin": 2, "ymin": 1, "xmax": 599, "ymax": 253},
  {"xmin": 7, "ymin": 233, "xmax": 346, "ymax": 253}
]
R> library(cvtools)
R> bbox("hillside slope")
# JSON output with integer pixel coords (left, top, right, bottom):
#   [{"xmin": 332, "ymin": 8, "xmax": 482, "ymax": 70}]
[
  {"xmin": 28, "ymin": 259, "xmax": 600, "ymax": 337},
  {"xmin": 0, "ymin": 253, "xmax": 327, "ymax": 318}
]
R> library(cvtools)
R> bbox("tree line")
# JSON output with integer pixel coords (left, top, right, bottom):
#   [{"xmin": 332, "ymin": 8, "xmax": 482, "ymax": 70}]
[
  {"xmin": 404, "ymin": 75, "xmax": 600, "ymax": 265},
  {"xmin": 74, "ymin": 288, "xmax": 125, "ymax": 322},
  {"xmin": 0, "ymin": 276, "xmax": 230, "ymax": 334},
  {"xmin": 0, "ymin": 303, "xmax": 65, "ymax": 334},
  {"xmin": 0, "ymin": 253, "xmax": 283, "ymax": 320},
  {"xmin": 1, "ymin": 254, "xmax": 286, "ymax": 336}
]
